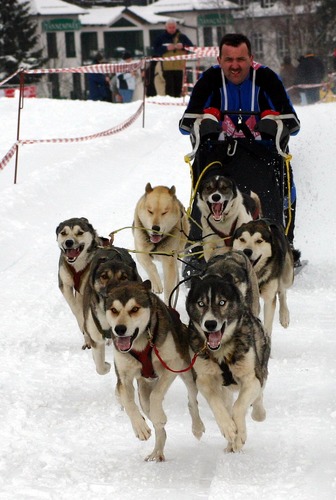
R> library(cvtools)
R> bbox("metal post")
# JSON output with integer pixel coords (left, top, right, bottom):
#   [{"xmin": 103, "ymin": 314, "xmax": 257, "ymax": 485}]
[{"xmin": 14, "ymin": 70, "xmax": 25, "ymax": 184}]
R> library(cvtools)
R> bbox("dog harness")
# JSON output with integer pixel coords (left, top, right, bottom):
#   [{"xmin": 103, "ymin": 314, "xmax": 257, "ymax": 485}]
[
  {"xmin": 65, "ymin": 261, "xmax": 90, "ymax": 293},
  {"xmin": 131, "ymin": 342, "xmax": 157, "ymax": 379}
]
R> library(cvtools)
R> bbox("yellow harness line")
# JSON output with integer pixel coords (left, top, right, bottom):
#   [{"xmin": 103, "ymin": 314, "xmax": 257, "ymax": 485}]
[
  {"xmin": 284, "ymin": 153, "xmax": 292, "ymax": 236},
  {"xmin": 109, "ymin": 225, "xmax": 195, "ymax": 258}
]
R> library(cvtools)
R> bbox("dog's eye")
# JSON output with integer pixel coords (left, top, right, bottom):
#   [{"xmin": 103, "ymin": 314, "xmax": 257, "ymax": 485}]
[
  {"xmin": 256, "ymin": 239, "xmax": 263, "ymax": 244},
  {"xmin": 60, "ymin": 230, "xmax": 67, "ymax": 236},
  {"xmin": 100, "ymin": 272, "xmax": 108, "ymax": 280},
  {"xmin": 130, "ymin": 306, "xmax": 140, "ymax": 314},
  {"xmin": 110, "ymin": 307, "xmax": 118, "ymax": 314},
  {"xmin": 147, "ymin": 209, "xmax": 153, "ymax": 215},
  {"xmin": 120, "ymin": 273, "xmax": 128, "ymax": 281},
  {"xmin": 161, "ymin": 211, "xmax": 168, "ymax": 216},
  {"xmin": 197, "ymin": 300, "xmax": 205, "ymax": 308},
  {"xmin": 219, "ymin": 300, "xmax": 226, "ymax": 306},
  {"xmin": 77, "ymin": 231, "xmax": 84, "ymax": 236},
  {"xmin": 239, "ymin": 237, "xmax": 246, "ymax": 243}
]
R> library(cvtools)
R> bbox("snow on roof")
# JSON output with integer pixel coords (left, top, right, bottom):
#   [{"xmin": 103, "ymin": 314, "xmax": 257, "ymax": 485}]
[
  {"xmin": 79, "ymin": 6, "xmax": 171, "ymax": 26},
  {"xmin": 24, "ymin": 0, "xmax": 88, "ymax": 16},
  {"xmin": 150, "ymin": 0, "xmax": 239, "ymax": 13}
]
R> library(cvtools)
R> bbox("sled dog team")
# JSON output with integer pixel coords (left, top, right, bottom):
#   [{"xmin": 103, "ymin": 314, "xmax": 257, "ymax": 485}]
[{"xmin": 56, "ymin": 175, "xmax": 295, "ymax": 461}]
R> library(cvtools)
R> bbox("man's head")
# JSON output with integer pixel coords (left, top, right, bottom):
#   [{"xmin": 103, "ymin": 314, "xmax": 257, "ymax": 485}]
[
  {"xmin": 217, "ymin": 33, "xmax": 253, "ymax": 85},
  {"xmin": 165, "ymin": 19, "xmax": 178, "ymax": 35}
]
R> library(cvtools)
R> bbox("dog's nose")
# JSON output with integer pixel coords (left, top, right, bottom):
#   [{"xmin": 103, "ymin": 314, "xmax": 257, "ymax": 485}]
[
  {"xmin": 115, "ymin": 324, "xmax": 127, "ymax": 336},
  {"xmin": 204, "ymin": 320, "xmax": 218, "ymax": 331},
  {"xmin": 152, "ymin": 225, "xmax": 160, "ymax": 233},
  {"xmin": 243, "ymin": 248, "xmax": 253, "ymax": 258},
  {"xmin": 211, "ymin": 193, "xmax": 221, "ymax": 202},
  {"xmin": 65, "ymin": 239, "xmax": 74, "ymax": 248}
]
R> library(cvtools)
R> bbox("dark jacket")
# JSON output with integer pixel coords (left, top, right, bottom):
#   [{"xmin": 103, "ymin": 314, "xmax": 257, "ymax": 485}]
[
  {"xmin": 179, "ymin": 63, "xmax": 300, "ymax": 138},
  {"xmin": 296, "ymin": 55, "xmax": 325, "ymax": 84},
  {"xmin": 153, "ymin": 29, "xmax": 193, "ymax": 57},
  {"xmin": 88, "ymin": 73, "xmax": 111, "ymax": 102}
]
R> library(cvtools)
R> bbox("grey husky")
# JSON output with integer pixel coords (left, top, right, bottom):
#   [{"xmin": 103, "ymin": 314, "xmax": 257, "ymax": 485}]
[{"xmin": 186, "ymin": 274, "xmax": 270, "ymax": 452}]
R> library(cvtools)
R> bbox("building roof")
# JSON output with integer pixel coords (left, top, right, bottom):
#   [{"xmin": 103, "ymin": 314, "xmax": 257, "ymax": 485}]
[
  {"xmin": 79, "ymin": 6, "xmax": 172, "ymax": 26},
  {"xmin": 24, "ymin": 0, "xmax": 88, "ymax": 16}
]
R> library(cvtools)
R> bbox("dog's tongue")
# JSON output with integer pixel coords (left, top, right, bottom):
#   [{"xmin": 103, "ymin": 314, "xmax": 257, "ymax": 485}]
[
  {"xmin": 114, "ymin": 336, "xmax": 132, "ymax": 352},
  {"xmin": 65, "ymin": 247, "xmax": 81, "ymax": 260},
  {"xmin": 150, "ymin": 233, "xmax": 162, "ymax": 244},
  {"xmin": 211, "ymin": 203, "xmax": 223, "ymax": 221},
  {"xmin": 207, "ymin": 330, "xmax": 222, "ymax": 349}
]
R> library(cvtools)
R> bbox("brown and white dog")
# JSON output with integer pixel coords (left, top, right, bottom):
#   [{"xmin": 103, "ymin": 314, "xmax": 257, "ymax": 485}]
[
  {"xmin": 56, "ymin": 217, "xmax": 107, "ymax": 348},
  {"xmin": 83, "ymin": 246, "xmax": 142, "ymax": 374},
  {"xmin": 133, "ymin": 183, "xmax": 190, "ymax": 304},
  {"xmin": 105, "ymin": 280, "xmax": 205, "ymax": 461},
  {"xmin": 233, "ymin": 219, "xmax": 294, "ymax": 335},
  {"xmin": 197, "ymin": 174, "xmax": 260, "ymax": 261}
]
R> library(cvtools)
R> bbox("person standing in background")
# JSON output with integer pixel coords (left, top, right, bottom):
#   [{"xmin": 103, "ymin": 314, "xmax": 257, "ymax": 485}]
[
  {"xmin": 153, "ymin": 19, "xmax": 193, "ymax": 97},
  {"xmin": 296, "ymin": 53, "xmax": 325, "ymax": 104},
  {"xmin": 87, "ymin": 52, "xmax": 112, "ymax": 102},
  {"xmin": 280, "ymin": 56, "xmax": 300, "ymax": 104}
]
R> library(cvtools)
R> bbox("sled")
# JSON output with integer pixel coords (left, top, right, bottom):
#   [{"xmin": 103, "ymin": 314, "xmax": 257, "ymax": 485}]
[
  {"xmin": 191, "ymin": 136, "xmax": 285, "ymax": 225},
  {"xmin": 294, "ymin": 259, "xmax": 308, "ymax": 276}
]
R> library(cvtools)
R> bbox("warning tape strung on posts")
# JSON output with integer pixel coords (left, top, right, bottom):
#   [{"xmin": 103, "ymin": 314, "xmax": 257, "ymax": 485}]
[{"xmin": 0, "ymin": 102, "xmax": 144, "ymax": 171}]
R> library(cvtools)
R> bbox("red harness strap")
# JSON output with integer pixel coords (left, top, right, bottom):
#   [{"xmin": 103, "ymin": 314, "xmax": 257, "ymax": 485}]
[
  {"xmin": 66, "ymin": 262, "xmax": 89, "ymax": 293},
  {"xmin": 206, "ymin": 216, "xmax": 238, "ymax": 247},
  {"xmin": 131, "ymin": 343, "xmax": 156, "ymax": 379}
]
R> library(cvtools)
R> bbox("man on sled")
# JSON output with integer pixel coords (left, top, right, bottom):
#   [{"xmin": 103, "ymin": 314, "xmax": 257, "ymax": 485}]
[{"xmin": 179, "ymin": 33, "xmax": 301, "ymax": 278}]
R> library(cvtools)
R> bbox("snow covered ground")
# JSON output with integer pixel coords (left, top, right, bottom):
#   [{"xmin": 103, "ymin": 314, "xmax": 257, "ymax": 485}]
[{"xmin": 0, "ymin": 95, "xmax": 335, "ymax": 500}]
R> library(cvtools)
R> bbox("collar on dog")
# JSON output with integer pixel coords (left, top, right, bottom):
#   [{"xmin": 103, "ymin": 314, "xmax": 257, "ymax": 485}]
[{"xmin": 206, "ymin": 216, "xmax": 238, "ymax": 247}]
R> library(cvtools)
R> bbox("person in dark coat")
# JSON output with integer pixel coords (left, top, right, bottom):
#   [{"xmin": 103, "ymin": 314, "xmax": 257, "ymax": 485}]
[
  {"xmin": 296, "ymin": 53, "xmax": 325, "ymax": 104},
  {"xmin": 87, "ymin": 53, "xmax": 112, "ymax": 102},
  {"xmin": 153, "ymin": 19, "xmax": 193, "ymax": 97}
]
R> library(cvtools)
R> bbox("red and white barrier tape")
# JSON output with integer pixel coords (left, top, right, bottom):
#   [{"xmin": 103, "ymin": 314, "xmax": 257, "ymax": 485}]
[{"xmin": 0, "ymin": 102, "xmax": 143, "ymax": 171}]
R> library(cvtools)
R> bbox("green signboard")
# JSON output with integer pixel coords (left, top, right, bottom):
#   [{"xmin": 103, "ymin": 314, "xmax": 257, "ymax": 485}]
[
  {"xmin": 198, "ymin": 13, "xmax": 234, "ymax": 27},
  {"xmin": 42, "ymin": 19, "xmax": 81, "ymax": 32}
]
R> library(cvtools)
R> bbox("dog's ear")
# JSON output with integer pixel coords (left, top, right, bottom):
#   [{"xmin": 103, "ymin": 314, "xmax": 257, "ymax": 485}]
[
  {"xmin": 79, "ymin": 217, "xmax": 89, "ymax": 223},
  {"xmin": 145, "ymin": 183, "xmax": 153, "ymax": 194},
  {"xmin": 142, "ymin": 279, "xmax": 152, "ymax": 291},
  {"xmin": 169, "ymin": 185, "xmax": 176, "ymax": 196}
]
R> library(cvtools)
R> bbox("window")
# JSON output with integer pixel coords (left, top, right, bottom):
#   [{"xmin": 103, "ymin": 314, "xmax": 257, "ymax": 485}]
[
  {"xmin": 65, "ymin": 32, "xmax": 76, "ymax": 58},
  {"xmin": 251, "ymin": 33, "xmax": 264, "ymax": 60},
  {"xmin": 47, "ymin": 32, "xmax": 58, "ymax": 59},
  {"xmin": 277, "ymin": 32, "xmax": 288, "ymax": 60},
  {"xmin": 80, "ymin": 32, "xmax": 98, "ymax": 63},
  {"xmin": 103, "ymin": 31, "xmax": 144, "ymax": 59},
  {"xmin": 261, "ymin": 0, "xmax": 275, "ymax": 7},
  {"xmin": 203, "ymin": 27, "xmax": 213, "ymax": 47},
  {"xmin": 238, "ymin": 0, "xmax": 250, "ymax": 7}
]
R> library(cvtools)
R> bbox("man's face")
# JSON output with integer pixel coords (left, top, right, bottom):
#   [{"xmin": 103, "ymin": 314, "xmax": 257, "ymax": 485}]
[
  {"xmin": 217, "ymin": 43, "xmax": 253, "ymax": 85},
  {"xmin": 166, "ymin": 23, "xmax": 177, "ymax": 35}
]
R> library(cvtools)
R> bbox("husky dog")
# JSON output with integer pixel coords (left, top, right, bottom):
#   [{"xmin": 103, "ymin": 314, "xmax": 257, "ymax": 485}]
[
  {"xmin": 232, "ymin": 219, "xmax": 294, "ymax": 335},
  {"xmin": 105, "ymin": 280, "xmax": 205, "ymax": 462},
  {"xmin": 186, "ymin": 274, "xmax": 270, "ymax": 452},
  {"xmin": 197, "ymin": 174, "xmax": 260, "ymax": 262},
  {"xmin": 204, "ymin": 250, "xmax": 260, "ymax": 317},
  {"xmin": 56, "ymin": 217, "xmax": 105, "ymax": 348},
  {"xmin": 133, "ymin": 183, "xmax": 190, "ymax": 304},
  {"xmin": 83, "ymin": 246, "xmax": 142, "ymax": 375}
]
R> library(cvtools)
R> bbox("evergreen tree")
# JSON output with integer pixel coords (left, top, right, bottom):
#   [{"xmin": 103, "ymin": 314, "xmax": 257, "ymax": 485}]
[{"xmin": 0, "ymin": 0, "xmax": 44, "ymax": 83}]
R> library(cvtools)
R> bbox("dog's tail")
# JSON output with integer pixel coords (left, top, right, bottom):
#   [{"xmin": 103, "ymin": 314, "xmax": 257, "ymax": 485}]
[{"xmin": 248, "ymin": 191, "xmax": 263, "ymax": 219}]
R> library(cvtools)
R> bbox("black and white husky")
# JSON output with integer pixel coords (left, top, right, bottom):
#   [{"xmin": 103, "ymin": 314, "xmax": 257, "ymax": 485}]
[{"xmin": 186, "ymin": 274, "xmax": 270, "ymax": 452}]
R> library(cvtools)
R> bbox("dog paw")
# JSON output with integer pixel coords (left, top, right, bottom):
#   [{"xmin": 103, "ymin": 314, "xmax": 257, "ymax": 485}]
[
  {"xmin": 192, "ymin": 419, "xmax": 206, "ymax": 440},
  {"xmin": 145, "ymin": 450, "xmax": 165, "ymax": 462},
  {"xmin": 280, "ymin": 309, "xmax": 290, "ymax": 328},
  {"xmin": 96, "ymin": 362, "xmax": 111, "ymax": 375},
  {"xmin": 222, "ymin": 419, "xmax": 237, "ymax": 444},
  {"xmin": 134, "ymin": 419, "xmax": 152, "ymax": 441},
  {"xmin": 251, "ymin": 405, "xmax": 266, "ymax": 422},
  {"xmin": 151, "ymin": 282, "xmax": 163, "ymax": 295},
  {"xmin": 232, "ymin": 431, "xmax": 246, "ymax": 452}
]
